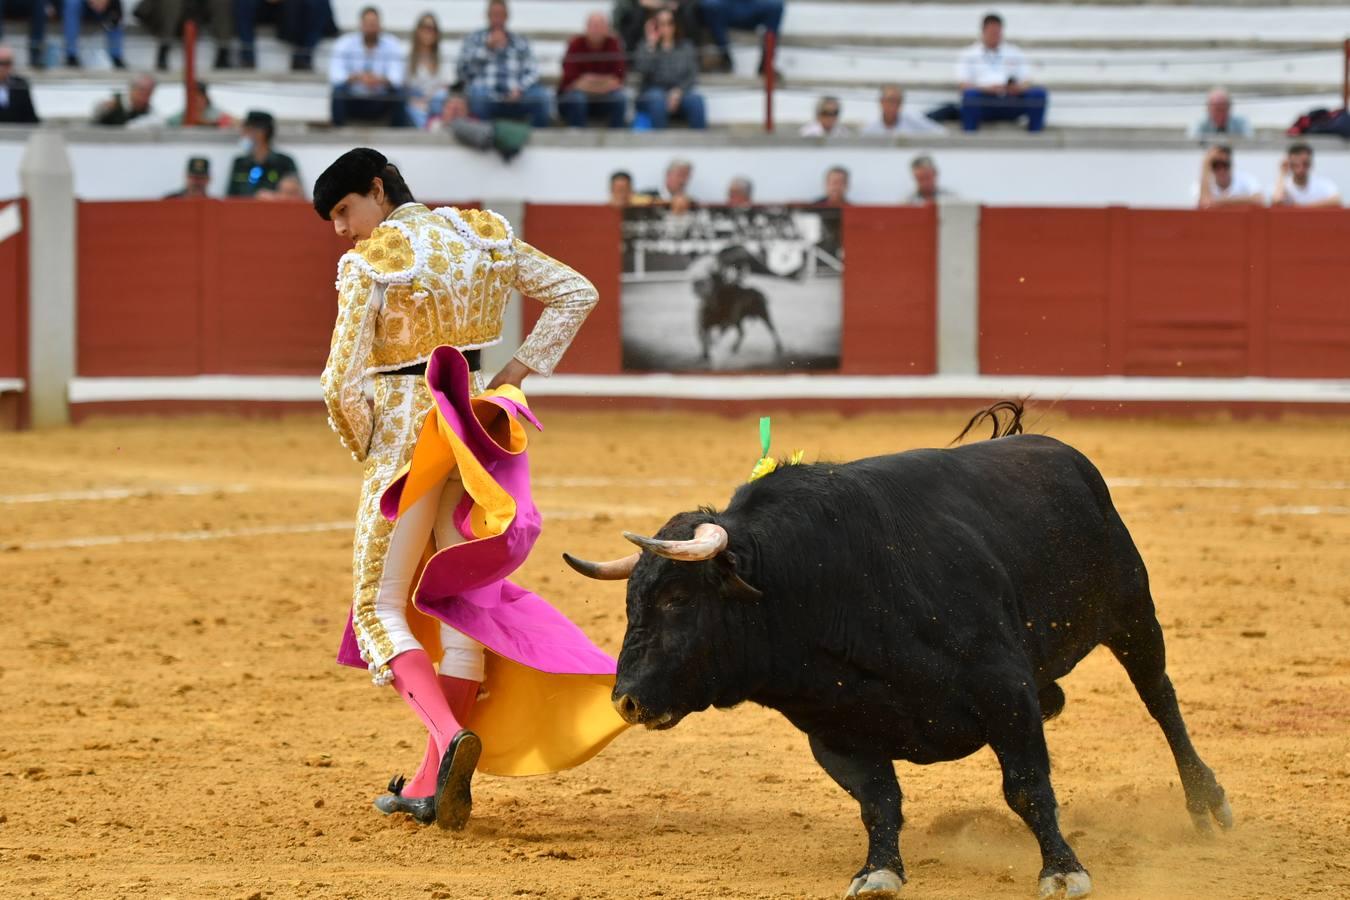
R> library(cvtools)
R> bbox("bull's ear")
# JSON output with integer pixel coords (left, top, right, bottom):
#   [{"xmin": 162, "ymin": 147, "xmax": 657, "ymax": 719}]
[{"xmin": 719, "ymin": 552, "xmax": 763, "ymax": 601}]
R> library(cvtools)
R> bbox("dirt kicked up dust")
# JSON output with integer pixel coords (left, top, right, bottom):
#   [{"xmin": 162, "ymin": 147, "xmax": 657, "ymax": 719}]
[{"xmin": 1, "ymin": 408, "xmax": 1348, "ymax": 900}]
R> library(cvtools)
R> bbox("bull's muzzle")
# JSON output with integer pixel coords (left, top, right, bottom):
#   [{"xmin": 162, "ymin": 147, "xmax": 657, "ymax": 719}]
[{"xmin": 613, "ymin": 693, "xmax": 644, "ymax": 724}]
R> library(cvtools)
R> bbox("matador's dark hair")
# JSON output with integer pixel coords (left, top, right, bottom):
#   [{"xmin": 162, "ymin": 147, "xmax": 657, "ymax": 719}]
[{"xmin": 312, "ymin": 147, "xmax": 416, "ymax": 220}]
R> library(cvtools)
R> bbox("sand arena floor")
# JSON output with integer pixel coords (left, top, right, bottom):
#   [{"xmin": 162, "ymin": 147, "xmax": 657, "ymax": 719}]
[{"xmin": 1, "ymin": 408, "xmax": 1348, "ymax": 900}]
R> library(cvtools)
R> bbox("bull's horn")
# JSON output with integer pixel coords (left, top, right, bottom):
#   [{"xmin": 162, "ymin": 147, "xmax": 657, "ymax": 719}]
[
  {"xmin": 623, "ymin": 523, "xmax": 728, "ymax": 561},
  {"xmin": 563, "ymin": 551, "xmax": 639, "ymax": 580}
]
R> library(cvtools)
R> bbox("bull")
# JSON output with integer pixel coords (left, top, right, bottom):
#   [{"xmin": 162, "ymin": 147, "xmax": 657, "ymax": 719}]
[
  {"xmin": 693, "ymin": 268, "xmax": 786, "ymax": 362},
  {"xmin": 565, "ymin": 404, "xmax": 1231, "ymax": 899}
]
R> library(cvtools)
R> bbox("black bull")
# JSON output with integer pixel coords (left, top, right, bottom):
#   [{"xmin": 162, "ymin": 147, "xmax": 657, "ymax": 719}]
[{"xmin": 565, "ymin": 407, "xmax": 1231, "ymax": 899}]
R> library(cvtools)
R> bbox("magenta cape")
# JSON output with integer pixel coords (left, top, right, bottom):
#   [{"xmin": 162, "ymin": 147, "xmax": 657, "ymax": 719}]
[{"xmin": 336, "ymin": 346, "xmax": 627, "ymax": 776}]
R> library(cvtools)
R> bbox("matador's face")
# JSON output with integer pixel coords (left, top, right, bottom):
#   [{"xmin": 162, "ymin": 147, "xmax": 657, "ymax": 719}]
[{"xmin": 328, "ymin": 186, "xmax": 387, "ymax": 244}]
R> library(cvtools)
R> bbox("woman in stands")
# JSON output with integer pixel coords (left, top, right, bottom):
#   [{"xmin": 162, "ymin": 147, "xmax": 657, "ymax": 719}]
[
  {"xmin": 405, "ymin": 12, "xmax": 448, "ymax": 129},
  {"xmin": 313, "ymin": 147, "xmax": 625, "ymax": 830},
  {"xmin": 633, "ymin": 7, "xmax": 707, "ymax": 129}
]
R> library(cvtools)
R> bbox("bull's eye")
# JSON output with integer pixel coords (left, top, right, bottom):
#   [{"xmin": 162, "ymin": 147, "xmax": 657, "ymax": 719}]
[{"xmin": 656, "ymin": 592, "xmax": 687, "ymax": 612}]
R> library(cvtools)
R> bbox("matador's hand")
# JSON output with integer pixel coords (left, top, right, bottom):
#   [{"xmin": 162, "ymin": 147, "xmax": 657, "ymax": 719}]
[{"xmin": 486, "ymin": 358, "xmax": 533, "ymax": 392}]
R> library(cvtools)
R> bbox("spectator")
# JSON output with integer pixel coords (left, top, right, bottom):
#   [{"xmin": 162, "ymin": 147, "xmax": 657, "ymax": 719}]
[
  {"xmin": 143, "ymin": 0, "xmax": 234, "ymax": 70},
  {"xmin": 559, "ymin": 12, "xmax": 627, "ymax": 129},
  {"xmin": 257, "ymin": 172, "xmax": 305, "ymax": 200},
  {"xmin": 329, "ymin": 6, "xmax": 410, "ymax": 127},
  {"xmin": 644, "ymin": 157, "xmax": 695, "ymax": 204},
  {"xmin": 165, "ymin": 156, "xmax": 212, "ymax": 198},
  {"xmin": 957, "ymin": 13, "xmax": 1047, "ymax": 133},
  {"xmin": 1, "ymin": 0, "xmax": 50, "ymax": 69},
  {"xmin": 1189, "ymin": 88, "xmax": 1251, "ymax": 140},
  {"xmin": 799, "ymin": 95, "xmax": 851, "ymax": 138},
  {"xmin": 1194, "ymin": 145, "xmax": 1263, "ymax": 209},
  {"xmin": 92, "ymin": 74, "xmax": 160, "ymax": 126},
  {"xmin": 236, "ymin": 0, "xmax": 333, "ymax": 71},
  {"xmin": 64, "ymin": 0, "xmax": 127, "ymax": 69},
  {"xmin": 1271, "ymin": 143, "xmax": 1341, "ymax": 208},
  {"xmin": 0, "ymin": 44, "xmax": 39, "ymax": 123},
  {"xmin": 227, "ymin": 110, "xmax": 300, "ymax": 197},
  {"xmin": 166, "ymin": 81, "xmax": 235, "ymax": 127},
  {"xmin": 634, "ymin": 8, "xmax": 707, "ymax": 129},
  {"xmin": 457, "ymin": 0, "xmax": 552, "ymax": 128},
  {"xmin": 906, "ymin": 155, "xmax": 956, "ymax": 204},
  {"xmin": 698, "ymin": 0, "xmax": 784, "ymax": 75},
  {"xmin": 609, "ymin": 170, "xmax": 634, "ymax": 206},
  {"xmin": 613, "ymin": 0, "xmax": 699, "ymax": 54},
  {"xmin": 813, "ymin": 165, "xmax": 849, "ymax": 206},
  {"xmin": 426, "ymin": 91, "xmax": 470, "ymax": 130},
  {"xmin": 405, "ymin": 12, "xmax": 447, "ymax": 129},
  {"xmin": 726, "ymin": 175, "xmax": 753, "ymax": 206},
  {"xmin": 863, "ymin": 84, "xmax": 945, "ymax": 136}
]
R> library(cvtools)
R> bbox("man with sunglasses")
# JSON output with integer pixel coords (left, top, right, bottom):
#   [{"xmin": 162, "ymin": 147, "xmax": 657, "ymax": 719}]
[
  {"xmin": 799, "ymin": 95, "xmax": 851, "ymax": 138},
  {"xmin": 0, "ymin": 45, "xmax": 39, "ymax": 124},
  {"xmin": 1195, "ymin": 145, "xmax": 1263, "ymax": 209},
  {"xmin": 227, "ymin": 110, "xmax": 300, "ymax": 198}
]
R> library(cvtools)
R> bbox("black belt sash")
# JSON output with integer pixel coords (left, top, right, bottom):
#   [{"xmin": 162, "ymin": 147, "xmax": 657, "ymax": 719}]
[{"xmin": 379, "ymin": 349, "xmax": 480, "ymax": 377}]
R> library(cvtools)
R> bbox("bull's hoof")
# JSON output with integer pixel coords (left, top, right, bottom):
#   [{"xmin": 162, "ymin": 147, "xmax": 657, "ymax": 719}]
[
  {"xmin": 844, "ymin": 868, "xmax": 905, "ymax": 898},
  {"xmin": 1190, "ymin": 794, "xmax": 1234, "ymax": 834},
  {"xmin": 1037, "ymin": 870, "xmax": 1092, "ymax": 899}
]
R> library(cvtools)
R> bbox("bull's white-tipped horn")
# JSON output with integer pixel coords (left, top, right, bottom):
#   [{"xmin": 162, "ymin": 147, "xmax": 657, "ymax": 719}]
[
  {"xmin": 623, "ymin": 523, "xmax": 728, "ymax": 561},
  {"xmin": 563, "ymin": 551, "xmax": 639, "ymax": 581}
]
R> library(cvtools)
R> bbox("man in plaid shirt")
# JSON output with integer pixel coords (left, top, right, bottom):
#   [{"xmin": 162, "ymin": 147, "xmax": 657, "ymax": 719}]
[{"xmin": 457, "ymin": 0, "xmax": 553, "ymax": 127}]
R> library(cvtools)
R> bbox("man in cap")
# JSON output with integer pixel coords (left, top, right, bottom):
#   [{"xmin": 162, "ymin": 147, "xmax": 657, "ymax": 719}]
[
  {"xmin": 165, "ymin": 157, "xmax": 213, "ymax": 198},
  {"xmin": 228, "ymin": 110, "xmax": 300, "ymax": 197}
]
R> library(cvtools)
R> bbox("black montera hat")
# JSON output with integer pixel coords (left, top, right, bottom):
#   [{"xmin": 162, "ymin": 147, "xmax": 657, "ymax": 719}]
[
  {"xmin": 186, "ymin": 156, "xmax": 210, "ymax": 176},
  {"xmin": 313, "ymin": 147, "xmax": 387, "ymax": 220}
]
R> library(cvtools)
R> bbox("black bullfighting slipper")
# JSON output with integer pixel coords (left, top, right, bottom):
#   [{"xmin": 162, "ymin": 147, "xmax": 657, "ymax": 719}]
[
  {"xmin": 373, "ymin": 774, "xmax": 436, "ymax": 825},
  {"xmin": 434, "ymin": 729, "xmax": 482, "ymax": 831}
]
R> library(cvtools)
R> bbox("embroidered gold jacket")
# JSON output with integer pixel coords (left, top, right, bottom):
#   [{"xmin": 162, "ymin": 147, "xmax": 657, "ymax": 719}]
[{"xmin": 320, "ymin": 203, "xmax": 597, "ymax": 459}]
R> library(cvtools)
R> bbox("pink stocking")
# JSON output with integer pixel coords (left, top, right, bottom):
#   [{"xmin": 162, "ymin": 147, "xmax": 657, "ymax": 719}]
[
  {"xmin": 398, "ymin": 669, "xmax": 480, "ymax": 798},
  {"xmin": 389, "ymin": 650, "xmax": 462, "ymax": 797}
]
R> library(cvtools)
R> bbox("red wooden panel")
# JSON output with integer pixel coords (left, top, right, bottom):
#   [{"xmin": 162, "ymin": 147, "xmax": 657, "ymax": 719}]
[
  {"xmin": 520, "ymin": 204, "xmax": 623, "ymax": 374},
  {"xmin": 0, "ymin": 200, "xmax": 25, "ymax": 380},
  {"xmin": 1122, "ymin": 210, "xmax": 1251, "ymax": 376},
  {"xmin": 78, "ymin": 201, "xmax": 204, "ymax": 375},
  {"xmin": 1265, "ymin": 209, "xmax": 1350, "ymax": 378},
  {"xmin": 979, "ymin": 208, "xmax": 1111, "ymax": 375},
  {"xmin": 841, "ymin": 205, "xmax": 937, "ymax": 375},
  {"xmin": 203, "ymin": 200, "xmax": 345, "ymax": 374}
]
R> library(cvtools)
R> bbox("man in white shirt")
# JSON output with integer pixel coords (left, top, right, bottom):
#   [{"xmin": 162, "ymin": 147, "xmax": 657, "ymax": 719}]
[
  {"xmin": 862, "ymin": 84, "xmax": 945, "ymax": 137},
  {"xmin": 799, "ymin": 95, "xmax": 852, "ymax": 138},
  {"xmin": 956, "ymin": 13, "xmax": 1048, "ymax": 132},
  {"xmin": 1271, "ymin": 143, "xmax": 1342, "ymax": 208},
  {"xmin": 328, "ymin": 5, "xmax": 411, "ymax": 127},
  {"xmin": 1194, "ymin": 145, "xmax": 1263, "ymax": 209}
]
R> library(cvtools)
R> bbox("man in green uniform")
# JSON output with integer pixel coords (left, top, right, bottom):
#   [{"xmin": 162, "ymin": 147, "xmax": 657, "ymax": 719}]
[{"xmin": 227, "ymin": 110, "xmax": 300, "ymax": 197}]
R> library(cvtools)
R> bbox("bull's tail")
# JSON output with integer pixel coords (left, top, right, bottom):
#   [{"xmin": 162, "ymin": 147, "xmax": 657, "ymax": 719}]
[
  {"xmin": 1039, "ymin": 681, "xmax": 1066, "ymax": 722},
  {"xmin": 950, "ymin": 400, "xmax": 1027, "ymax": 444}
]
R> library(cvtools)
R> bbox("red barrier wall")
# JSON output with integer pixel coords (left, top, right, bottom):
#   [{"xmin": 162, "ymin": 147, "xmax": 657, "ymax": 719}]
[
  {"xmin": 520, "ymin": 204, "xmax": 938, "ymax": 375},
  {"xmin": 0, "ymin": 199, "xmax": 28, "ymax": 428},
  {"xmin": 980, "ymin": 207, "xmax": 1350, "ymax": 378}
]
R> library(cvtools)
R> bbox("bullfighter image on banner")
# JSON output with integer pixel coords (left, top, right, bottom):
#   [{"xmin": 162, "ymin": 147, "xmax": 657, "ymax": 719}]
[{"xmin": 620, "ymin": 205, "xmax": 843, "ymax": 372}]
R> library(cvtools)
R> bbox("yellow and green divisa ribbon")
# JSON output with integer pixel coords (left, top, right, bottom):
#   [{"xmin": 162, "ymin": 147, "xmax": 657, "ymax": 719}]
[{"xmin": 748, "ymin": 416, "xmax": 805, "ymax": 482}]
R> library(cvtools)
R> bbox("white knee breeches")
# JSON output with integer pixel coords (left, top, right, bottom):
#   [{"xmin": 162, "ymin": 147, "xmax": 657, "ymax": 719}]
[{"xmin": 372, "ymin": 472, "xmax": 487, "ymax": 682}]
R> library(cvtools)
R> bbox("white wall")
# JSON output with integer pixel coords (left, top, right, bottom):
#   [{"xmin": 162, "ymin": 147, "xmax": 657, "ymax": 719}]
[{"xmin": 2, "ymin": 132, "xmax": 1348, "ymax": 209}]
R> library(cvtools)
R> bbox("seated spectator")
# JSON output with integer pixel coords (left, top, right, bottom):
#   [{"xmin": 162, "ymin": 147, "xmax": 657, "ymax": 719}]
[
  {"xmin": 613, "ymin": 0, "xmax": 699, "ymax": 54},
  {"xmin": 236, "ymin": 0, "xmax": 334, "ymax": 71},
  {"xmin": 799, "ymin": 95, "xmax": 851, "ymax": 138},
  {"xmin": 166, "ymin": 80, "xmax": 235, "ymax": 127},
  {"xmin": 92, "ymin": 74, "xmax": 159, "ymax": 126},
  {"xmin": 957, "ymin": 13, "xmax": 1047, "ymax": 133},
  {"xmin": 1189, "ymin": 87, "xmax": 1251, "ymax": 140},
  {"xmin": 0, "ymin": 45, "xmax": 40, "ymax": 123},
  {"xmin": 1, "ymin": 0, "xmax": 51, "ymax": 69},
  {"xmin": 457, "ymin": 0, "xmax": 552, "ymax": 128},
  {"xmin": 863, "ymin": 84, "xmax": 945, "ymax": 136},
  {"xmin": 907, "ymin": 155, "xmax": 957, "ymax": 204},
  {"xmin": 1271, "ymin": 143, "xmax": 1341, "ymax": 207},
  {"xmin": 426, "ymin": 91, "xmax": 471, "ymax": 131},
  {"xmin": 643, "ymin": 157, "xmax": 695, "ymax": 204},
  {"xmin": 329, "ymin": 5, "xmax": 410, "ymax": 127},
  {"xmin": 609, "ymin": 170, "xmax": 634, "ymax": 206},
  {"xmin": 634, "ymin": 9, "xmax": 707, "ymax": 129},
  {"xmin": 405, "ymin": 12, "xmax": 447, "ymax": 129},
  {"xmin": 698, "ymin": 0, "xmax": 783, "ymax": 75},
  {"xmin": 813, "ymin": 165, "xmax": 849, "ymax": 206},
  {"xmin": 726, "ymin": 175, "xmax": 752, "ymax": 206},
  {"xmin": 257, "ymin": 172, "xmax": 305, "ymax": 200},
  {"xmin": 165, "ymin": 156, "xmax": 212, "ymax": 198},
  {"xmin": 137, "ymin": 0, "xmax": 234, "ymax": 70},
  {"xmin": 1194, "ymin": 145, "xmax": 1263, "ymax": 208},
  {"xmin": 63, "ymin": 0, "xmax": 127, "ymax": 69},
  {"xmin": 559, "ymin": 12, "xmax": 627, "ymax": 129},
  {"xmin": 228, "ymin": 110, "xmax": 300, "ymax": 197}
]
